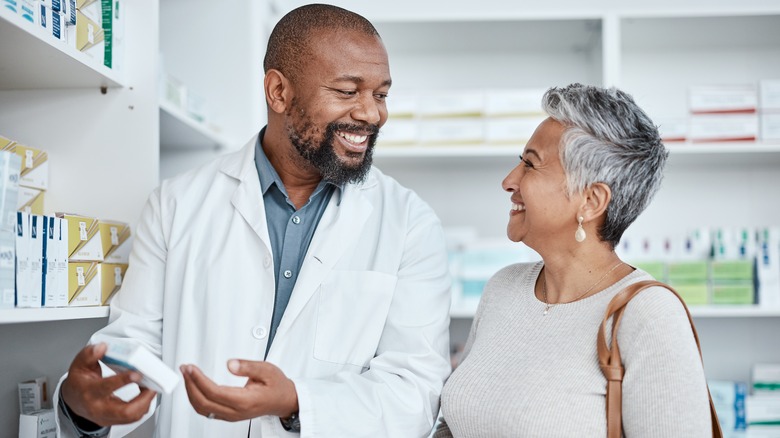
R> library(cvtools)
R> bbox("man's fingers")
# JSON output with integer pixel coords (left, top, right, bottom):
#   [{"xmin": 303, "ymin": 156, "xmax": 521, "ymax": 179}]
[
  {"xmin": 95, "ymin": 371, "xmax": 143, "ymax": 398},
  {"xmin": 227, "ymin": 359, "xmax": 280, "ymax": 382},
  {"xmin": 71, "ymin": 343, "xmax": 107, "ymax": 369},
  {"xmin": 180, "ymin": 365, "xmax": 241, "ymax": 420}
]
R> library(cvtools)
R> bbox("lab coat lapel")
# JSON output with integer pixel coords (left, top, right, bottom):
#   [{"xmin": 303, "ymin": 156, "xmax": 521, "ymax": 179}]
[
  {"xmin": 274, "ymin": 183, "xmax": 373, "ymax": 338},
  {"xmin": 222, "ymin": 138, "xmax": 273, "ymax": 253}
]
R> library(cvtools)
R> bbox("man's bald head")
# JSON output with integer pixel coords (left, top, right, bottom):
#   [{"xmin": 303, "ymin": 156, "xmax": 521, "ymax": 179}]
[{"xmin": 264, "ymin": 4, "xmax": 381, "ymax": 83}]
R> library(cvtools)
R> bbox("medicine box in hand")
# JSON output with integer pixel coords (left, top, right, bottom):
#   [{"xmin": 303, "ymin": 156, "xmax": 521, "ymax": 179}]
[{"xmin": 99, "ymin": 338, "xmax": 180, "ymax": 394}]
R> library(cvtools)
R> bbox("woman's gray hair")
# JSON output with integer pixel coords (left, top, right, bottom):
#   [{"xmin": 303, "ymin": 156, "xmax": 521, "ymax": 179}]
[{"xmin": 542, "ymin": 83, "xmax": 668, "ymax": 248}]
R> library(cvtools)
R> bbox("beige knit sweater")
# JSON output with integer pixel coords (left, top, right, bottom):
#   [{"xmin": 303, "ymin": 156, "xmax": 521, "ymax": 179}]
[{"xmin": 435, "ymin": 262, "xmax": 712, "ymax": 437}]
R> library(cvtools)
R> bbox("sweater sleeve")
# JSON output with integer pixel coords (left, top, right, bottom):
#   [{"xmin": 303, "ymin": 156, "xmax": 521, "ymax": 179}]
[{"xmin": 617, "ymin": 287, "xmax": 712, "ymax": 437}]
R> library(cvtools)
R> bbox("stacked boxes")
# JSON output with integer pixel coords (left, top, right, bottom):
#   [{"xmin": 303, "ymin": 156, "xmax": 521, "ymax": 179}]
[
  {"xmin": 1, "ymin": 135, "xmax": 48, "ymax": 215},
  {"xmin": 689, "ymin": 85, "xmax": 759, "ymax": 143},
  {"xmin": 15, "ymin": 213, "xmax": 69, "ymax": 307},
  {"xmin": 58, "ymin": 213, "xmax": 130, "ymax": 307},
  {"xmin": 760, "ymin": 80, "xmax": 780, "ymax": 142}
]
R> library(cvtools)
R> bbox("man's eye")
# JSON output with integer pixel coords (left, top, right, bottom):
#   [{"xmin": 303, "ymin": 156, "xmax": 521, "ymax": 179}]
[
  {"xmin": 339, "ymin": 90, "xmax": 357, "ymax": 96},
  {"xmin": 375, "ymin": 93, "xmax": 388, "ymax": 100}
]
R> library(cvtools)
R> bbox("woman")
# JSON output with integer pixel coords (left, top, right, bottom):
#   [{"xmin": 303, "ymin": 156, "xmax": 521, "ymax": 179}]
[{"xmin": 435, "ymin": 84, "xmax": 712, "ymax": 437}]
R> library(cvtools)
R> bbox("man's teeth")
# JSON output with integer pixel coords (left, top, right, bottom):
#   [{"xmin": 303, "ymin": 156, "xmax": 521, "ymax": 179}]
[
  {"xmin": 511, "ymin": 203, "xmax": 525, "ymax": 211},
  {"xmin": 339, "ymin": 132, "xmax": 368, "ymax": 144}
]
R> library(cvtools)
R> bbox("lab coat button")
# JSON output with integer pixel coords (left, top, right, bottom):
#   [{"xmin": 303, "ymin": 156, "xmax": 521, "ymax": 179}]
[
  {"xmin": 292, "ymin": 216, "xmax": 301, "ymax": 224},
  {"xmin": 252, "ymin": 326, "xmax": 268, "ymax": 339},
  {"xmin": 283, "ymin": 270, "xmax": 292, "ymax": 279}
]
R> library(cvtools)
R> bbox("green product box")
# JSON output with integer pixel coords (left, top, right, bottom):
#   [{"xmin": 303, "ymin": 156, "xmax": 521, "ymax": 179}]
[
  {"xmin": 634, "ymin": 261, "xmax": 666, "ymax": 282},
  {"xmin": 668, "ymin": 282, "xmax": 709, "ymax": 306},
  {"xmin": 667, "ymin": 261, "xmax": 708, "ymax": 282},
  {"xmin": 711, "ymin": 282, "xmax": 754, "ymax": 305},
  {"xmin": 711, "ymin": 260, "xmax": 754, "ymax": 281}
]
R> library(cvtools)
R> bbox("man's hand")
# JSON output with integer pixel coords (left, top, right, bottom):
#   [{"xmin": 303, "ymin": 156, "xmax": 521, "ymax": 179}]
[
  {"xmin": 180, "ymin": 360, "xmax": 299, "ymax": 422},
  {"xmin": 61, "ymin": 343, "xmax": 157, "ymax": 426}
]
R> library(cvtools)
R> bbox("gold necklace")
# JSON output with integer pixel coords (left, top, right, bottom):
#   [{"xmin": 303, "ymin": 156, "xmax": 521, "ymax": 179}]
[{"xmin": 541, "ymin": 261, "xmax": 625, "ymax": 316}]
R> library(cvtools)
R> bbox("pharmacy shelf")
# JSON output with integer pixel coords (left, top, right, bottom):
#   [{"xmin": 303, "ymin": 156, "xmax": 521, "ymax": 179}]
[
  {"xmin": 0, "ymin": 7, "xmax": 124, "ymax": 90},
  {"xmin": 159, "ymin": 99, "xmax": 230, "ymax": 151},
  {"xmin": 0, "ymin": 307, "xmax": 109, "ymax": 324},
  {"xmin": 450, "ymin": 301, "xmax": 780, "ymax": 319}
]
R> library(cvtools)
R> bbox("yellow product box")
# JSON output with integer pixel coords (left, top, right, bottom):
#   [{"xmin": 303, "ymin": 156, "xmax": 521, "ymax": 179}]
[
  {"xmin": 485, "ymin": 116, "xmax": 546, "ymax": 145},
  {"xmin": 75, "ymin": 0, "xmax": 101, "ymax": 21},
  {"xmin": 419, "ymin": 91, "xmax": 484, "ymax": 118},
  {"xmin": 99, "ymin": 220, "xmax": 131, "ymax": 263},
  {"xmin": 418, "ymin": 118, "xmax": 484, "ymax": 145},
  {"xmin": 0, "ymin": 142, "xmax": 49, "ymax": 190},
  {"xmin": 68, "ymin": 261, "xmax": 100, "ymax": 306},
  {"xmin": 67, "ymin": 10, "xmax": 104, "ymax": 64},
  {"xmin": 100, "ymin": 263, "xmax": 127, "ymax": 304},
  {"xmin": 56, "ymin": 213, "xmax": 103, "ymax": 261},
  {"xmin": 17, "ymin": 186, "xmax": 44, "ymax": 215},
  {"xmin": 484, "ymin": 88, "xmax": 547, "ymax": 117}
]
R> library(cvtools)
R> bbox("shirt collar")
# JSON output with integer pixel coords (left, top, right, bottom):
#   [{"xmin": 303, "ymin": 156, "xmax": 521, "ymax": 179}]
[{"xmin": 254, "ymin": 127, "xmax": 345, "ymax": 204}]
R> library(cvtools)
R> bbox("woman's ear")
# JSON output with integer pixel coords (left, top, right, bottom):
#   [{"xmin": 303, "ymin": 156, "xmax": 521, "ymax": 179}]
[
  {"xmin": 264, "ymin": 69, "xmax": 291, "ymax": 115},
  {"xmin": 581, "ymin": 182, "xmax": 612, "ymax": 222}
]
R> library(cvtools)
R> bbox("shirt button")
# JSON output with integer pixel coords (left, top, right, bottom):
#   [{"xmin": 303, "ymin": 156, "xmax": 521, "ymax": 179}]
[
  {"xmin": 263, "ymin": 256, "xmax": 271, "ymax": 268},
  {"xmin": 292, "ymin": 216, "xmax": 301, "ymax": 224},
  {"xmin": 283, "ymin": 270, "xmax": 292, "ymax": 279},
  {"xmin": 252, "ymin": 326, "xmax": 268, "ymax": 339}
]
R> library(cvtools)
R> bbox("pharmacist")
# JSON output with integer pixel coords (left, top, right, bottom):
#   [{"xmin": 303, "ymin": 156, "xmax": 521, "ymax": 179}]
[{"xmin": 55, "ymin": 4, "xmax": 451, "ymax": 437}]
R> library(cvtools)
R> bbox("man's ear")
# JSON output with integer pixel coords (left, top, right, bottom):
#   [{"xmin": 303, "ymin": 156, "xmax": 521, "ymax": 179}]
[
  {"xmin": 581, "ymin": 182, "xmax": 612, "ymax": 222},
  {"xmin": 264, "ymin": 69, "xmax": 292, "ymax": 115}
]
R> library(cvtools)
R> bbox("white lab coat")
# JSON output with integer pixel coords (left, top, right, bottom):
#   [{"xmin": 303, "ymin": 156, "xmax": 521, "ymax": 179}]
[{"xmin": 55, "ymin": 137, "xmax": 452, "ymax": 437}]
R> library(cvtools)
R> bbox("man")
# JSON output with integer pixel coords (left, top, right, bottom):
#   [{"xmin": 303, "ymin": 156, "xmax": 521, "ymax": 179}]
[{"xmin": 55, "ymin": 4, "xmax": 452, "ymax": 437}]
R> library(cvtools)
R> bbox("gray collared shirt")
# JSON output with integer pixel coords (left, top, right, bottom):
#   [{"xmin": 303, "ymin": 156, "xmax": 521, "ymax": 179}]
[{"xmin": 254, "ymin": 129, "xmax": 341, "ymax": 355}]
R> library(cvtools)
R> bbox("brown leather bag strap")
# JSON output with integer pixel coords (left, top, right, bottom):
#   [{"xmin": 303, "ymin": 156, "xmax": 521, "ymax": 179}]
[{"xmin": 597, "ymin": 280, "xmax": 723, "ymax": 438}]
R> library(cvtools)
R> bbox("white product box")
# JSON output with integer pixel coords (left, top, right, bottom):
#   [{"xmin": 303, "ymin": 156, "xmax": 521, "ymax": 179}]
[
  {"xmin": 95, "ymin": 336, "xmax": 180, "ymax": 394},
  {"xmin": 484, "ymin": 88, "xmax": 547, "ymax": 117},
  {"xmin": 753, "ymin": 363, "xmax": 780, "ymax": 395},
  {"xmin": 757, "ymin": 229, "xmax": 780, "ymax": 309},
  {"xmin": 378, "ymin": 119, "xmax": 418, "ymax": 145},
  {"xmin": 0, "ymin": 150, "xmax": 20, "ymax": 309},
  {"xmin": 760, "ymin": 112, "xmax": 780, "ymax": 141},
  {"xmin": 386, "ymin": 92, "xmax": 418, "ymax": 119},
  {"xmin": 708, "ymin": 380, "xmax": 747, "ymax": 436},
  {"xmin": 655, "ymin": 117, "xmax": 689, "ymax": 143},
  {"xmin": 38, "ymin": 5, "xmax": 66, "ymax": 42},
  {"xmin": 689, "ymin": 85, "xmax": 758, "ymax": 115},
  {"xmin": 4, "ymin": 0, "xmax": 18, "ymax": 13},
  {"xmin": 418, "ymin": 91, "xmax": 484, "ymax": 118},
  {"xmin": 15, "ymin": 212, "xmax": 32, "ymax": 307},
  {"xmin": 29, "ymin": 215, "xmax": 44, "ymax": 307},
  {"xmin": 760, "ymin": 79, "xmax": 780, "ymax": 111},
  {"xmin": 18, "ymin": 409, "xmax": 56, "ymax": 438},
  {"xmin": 485, "ymin": 116, "xmax": 546, "ymax": 144},
  {"xmin": 56, "ymin": 218, "xmax": 69, "ymax": 306},
  {"xmin": 18, "ymin": 0, "xmax": 35, "ymax": 23},
  {"xmin": 689, "ymin": 114, "xmax": 758, "ymax": 143},
  {"xmin": 57, "ymin": 212, "xmax": 103, "ymax": 261},
  {"xmin": 68, "ymin": 261, "xmax": 101, "ymax": 306},
  {"xmin": 419, "ymin": 118, "xmax": 484, "ymax": 144},
  {"xmin": 18, "ymin": 376, "xmax": 49, "ymax": 415},
  {"xmin": 17, "ymin": 186, "xmax": 44, "ymax": 215},
  {"xmin": 99, "ymin": 219, "xmax": 131, "ymax": 263},
  {"xmin": 42, "ymin": 216, "xmax": 60, "ymax": 307}
]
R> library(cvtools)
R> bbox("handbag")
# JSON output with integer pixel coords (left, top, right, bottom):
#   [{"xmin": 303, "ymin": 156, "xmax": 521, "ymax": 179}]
[{"xmin": 597, "ymin": 280, "xmax": 724, "ymax": 438}]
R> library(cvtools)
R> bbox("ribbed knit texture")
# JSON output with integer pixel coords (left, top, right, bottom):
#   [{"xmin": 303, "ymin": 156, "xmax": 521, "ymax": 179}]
[{"xmin": 435, "ymin": 262, "xmax": 712, "ymax": 438}]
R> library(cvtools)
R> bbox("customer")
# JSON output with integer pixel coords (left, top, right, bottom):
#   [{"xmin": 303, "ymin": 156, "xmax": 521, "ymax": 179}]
[
  {"xmin": 435, "ymin": 84, "xmax": 712, "ymax": 437},
  {"xmin": 56, "ymin": 4, "xmax": 452, "ymax": 437}
]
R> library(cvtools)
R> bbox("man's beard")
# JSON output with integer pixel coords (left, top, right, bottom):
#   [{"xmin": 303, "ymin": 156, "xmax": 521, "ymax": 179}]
[{"xmin": 287, "ymin": 115, "xmax": 378, "ymax": 186}]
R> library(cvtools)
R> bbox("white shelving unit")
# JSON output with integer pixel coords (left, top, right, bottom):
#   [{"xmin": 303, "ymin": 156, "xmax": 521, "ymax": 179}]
[
  {"xmin": 0, "ymin": 1, "xmax": 159, "ymax": 433},
  {"xmin": 159, "ymin": 99, "xmax": 230, "ymax": 151},
  {"xmin": 271, "ymin": 0, "xmax": 780, "ymax": 383}
]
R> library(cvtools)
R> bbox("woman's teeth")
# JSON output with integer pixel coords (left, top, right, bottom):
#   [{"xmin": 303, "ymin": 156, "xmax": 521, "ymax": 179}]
[{"xmin": 511, "ymin": 203, "xmax": 525, "ymax": 211}]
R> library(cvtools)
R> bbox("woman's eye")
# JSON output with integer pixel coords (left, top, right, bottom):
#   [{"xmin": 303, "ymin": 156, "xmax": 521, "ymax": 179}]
[{"xmin": 520, "ymin": 155, "xmax": 535, "ymax": 169}]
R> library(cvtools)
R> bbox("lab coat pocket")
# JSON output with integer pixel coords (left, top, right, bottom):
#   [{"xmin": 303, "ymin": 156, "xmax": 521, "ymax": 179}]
[{"xmin": 314, "ymin": 270, "xmax": 397, "ymax": 367}]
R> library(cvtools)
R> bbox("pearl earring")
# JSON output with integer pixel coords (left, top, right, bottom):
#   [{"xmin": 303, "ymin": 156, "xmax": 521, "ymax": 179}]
[{"xmin": 575, "ymin": 216, "xmax": 586, "ymax": 242}]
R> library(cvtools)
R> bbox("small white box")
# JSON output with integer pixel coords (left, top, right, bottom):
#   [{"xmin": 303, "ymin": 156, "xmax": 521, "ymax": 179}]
[
  {"xmin": 656, "ymin": 117, "xmax": 689, "ymax": 143},
  {"xmin": 753, "ymin": 363, "xmax": 780, "ymax": 394},
  {"xmin": 419, "ymin": 119, "xmax": 484, "ymax": 144},
  {"xmin": 18, "ymin": 0, "xmax": 36, "ymax": 23},
  {"xmin": 15, "ymin": 212, "xmax": 33, "ymax": 307},
  {"xmin": 386, "ymin": 92, "xmax": 418, "ymax": 119},
  {"xmin": 18, "ymin": 408, "xmax": 56, "ymax": 438},
  {"xmin": 95, "ymin": 337, "xmax": 180, "ymax": 394},
  {"xmin": 760, "ymin": 112, "xmax": 780, "ymax": 141},
  {"xmin": 485, "ymin": 116, "xmax": 546, "ymax": 144},
  {"xmin": 484, "ymin": 88, "xmax": 547, "ymax": 117},
  {"xmin": 760, "ymin": 79, "xmax": 780, "ymax": 111},
  {"xmin": 42, "ymin": 216, "xmax": 59, "ymax": 307},
  {"xmin": 689, "ymin": 114, "xmax": 758, "ymax": 143},
  {"xmin": 38, "ymin": 5, "xmax": 66, "ymax": 42},
  {"xmin": 378, "ymin": 119, "xmax": 418, "ymax": 145},
  {"xmin": 3, "ymin": 0, "xmax": 18, "ymax": 13},
  {"xmin": 56, "ymin": 218, "xmax": 69, "ymax": 306},
  {"xmin": 28, "ymin": 215, "xmax": 45, "ymax": 307},
  {"xmin": 418, "ymin": 91, "xmax": 484, "ymax": 118},
  {"xmin": 18, "ymin": 377, "xmax": 49, "ymax": 415},
  {"xmin": 689, "ymin": 85, "xmax": 757, "ymax": 115}
]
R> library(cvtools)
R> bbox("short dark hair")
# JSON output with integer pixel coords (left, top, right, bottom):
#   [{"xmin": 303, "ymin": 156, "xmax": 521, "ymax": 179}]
[{"xmin": 264, "ymin": 4, "xmax": 380, "ymax": 82}]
